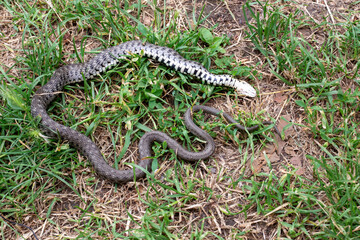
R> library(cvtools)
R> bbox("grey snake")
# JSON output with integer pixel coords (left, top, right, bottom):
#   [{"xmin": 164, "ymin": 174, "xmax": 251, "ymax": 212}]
[{"xmin": 31, "ymin": 40, "xmax": 272, "ymax": 183}]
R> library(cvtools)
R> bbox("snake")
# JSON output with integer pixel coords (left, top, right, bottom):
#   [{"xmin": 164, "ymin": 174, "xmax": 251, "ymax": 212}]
[{"xmin": 31, "ymin": 40, "xmax": 270, "ymax": 183}]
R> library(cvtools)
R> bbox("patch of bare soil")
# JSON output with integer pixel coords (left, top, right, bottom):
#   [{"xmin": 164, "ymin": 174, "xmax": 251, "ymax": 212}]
[{"xmin": 0, "ymin": 5, "xmax": 22, "ymax": 77}]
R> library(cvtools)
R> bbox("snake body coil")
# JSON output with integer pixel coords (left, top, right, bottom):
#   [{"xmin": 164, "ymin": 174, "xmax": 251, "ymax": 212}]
[{"xmin": 31, "ymin": 40, "xmax": 260, "ymax": 183}]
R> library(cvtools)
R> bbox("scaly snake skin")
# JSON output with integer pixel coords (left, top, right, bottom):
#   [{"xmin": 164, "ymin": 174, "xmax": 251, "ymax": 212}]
[{"xmin": 31, "ymin": 40, "xmax": 267, "ymax": 183}]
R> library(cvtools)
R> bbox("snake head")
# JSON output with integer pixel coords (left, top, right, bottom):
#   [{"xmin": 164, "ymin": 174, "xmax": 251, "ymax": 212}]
[{"xmin": 234, "ymin": 80, "xmax": 257, "ymax": 97}]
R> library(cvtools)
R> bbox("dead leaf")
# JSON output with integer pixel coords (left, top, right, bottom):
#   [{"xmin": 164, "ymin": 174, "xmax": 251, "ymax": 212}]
[
  {"xmin": 269, "ymin": 152, "xmax": 279, "ymax": 163},
  {"xmin": 289, "ymin": 155, "xmax": 304, "ymax": 175},
  {"xmin": 284, "ymin": 146, "xmax": 295, "ymax": 156},
  {"xmin": 274, "ymin": 92, "xmax": 288, "ymax": 104},
  {"xmin": 278, "ymin": 115, "xmax": 295, "ymax": 139},
  {"xmin": 251, "ymin": 156, "xmax": 265, "ymax": 174}
]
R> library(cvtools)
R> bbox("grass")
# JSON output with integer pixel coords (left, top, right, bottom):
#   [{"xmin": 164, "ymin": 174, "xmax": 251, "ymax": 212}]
[{"xmin": 1, "ymin": 0, "xmax": 360, "ymax": 239}]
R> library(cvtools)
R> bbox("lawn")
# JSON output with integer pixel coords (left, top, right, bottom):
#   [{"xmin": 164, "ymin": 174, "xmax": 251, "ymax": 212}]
[{"xmin": 1, "ymin": 0, "xmax": 359, "ymax": 239}]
